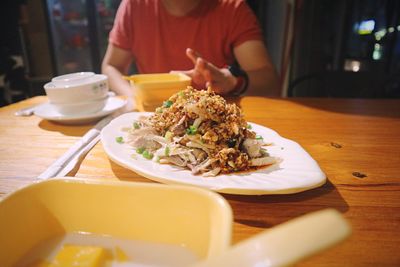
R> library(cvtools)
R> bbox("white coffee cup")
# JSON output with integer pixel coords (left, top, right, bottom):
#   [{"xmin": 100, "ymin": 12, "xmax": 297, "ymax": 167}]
[
  {"xmin": 51, "ymin": 72, "xmax": 95, "ymax": 86},
  {"xmin": 44, "ymin": 72, "xmax": 109, "ymax": 115}
]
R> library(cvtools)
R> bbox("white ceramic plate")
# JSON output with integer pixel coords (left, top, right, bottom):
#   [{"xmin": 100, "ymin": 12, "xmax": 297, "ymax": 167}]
[
  {"xmin": 101, "ymin": 112, "xmax": 326, "ymax": 195},
  {"xmin": 34, "ymin": 97, "xmax": 127, "ymax": 124}
]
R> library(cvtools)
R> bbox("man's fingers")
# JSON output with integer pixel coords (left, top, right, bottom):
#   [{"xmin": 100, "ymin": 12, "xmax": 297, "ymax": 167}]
[
  {"xmin": 186, "ymin": 48, "xmax": 201, "ymax": 65},
  {"xmin": 197, "ymin": 57, "xmax": 223, "ymax": 82},
  {"xmin": 187, "ymin": 48, "xmax": 221, "ymax": 75},
  {"xmin": 196, "ymin": 57, "xmax": 206, "ymax": 71},
  {"xmin": 195, "ymin": 58, "xmax": 212, "ymax": 82},
  {"xmin": 183, "ymin": 50, "xmax": 229, "ymax": 93}
]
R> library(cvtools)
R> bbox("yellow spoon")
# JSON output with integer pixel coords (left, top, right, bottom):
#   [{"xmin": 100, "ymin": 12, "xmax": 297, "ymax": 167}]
[{"xmin": 192, "ymin": 209, "xmax": 351, "ymax": 267}]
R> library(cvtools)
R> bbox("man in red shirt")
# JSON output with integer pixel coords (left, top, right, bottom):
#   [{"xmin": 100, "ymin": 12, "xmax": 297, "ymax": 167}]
[{"xmin": 102, "ymin": 0, "xmax": 280, "ymax": 100}]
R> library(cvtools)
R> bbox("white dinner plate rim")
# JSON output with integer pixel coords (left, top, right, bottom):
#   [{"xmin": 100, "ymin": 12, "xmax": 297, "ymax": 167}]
[{"xmin": 101, "ymin": 112, "xmax": 326, "ymax": 195}]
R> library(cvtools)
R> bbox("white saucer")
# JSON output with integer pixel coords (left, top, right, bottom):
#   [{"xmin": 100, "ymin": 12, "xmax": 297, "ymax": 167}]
[{"xmin": 34, "ymin": 97, "xmax": 127, "ymax": 124}]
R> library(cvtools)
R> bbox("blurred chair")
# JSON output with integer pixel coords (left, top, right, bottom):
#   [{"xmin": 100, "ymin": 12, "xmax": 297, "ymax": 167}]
[{"xmin": 287, "ymin": 71, "xmax": 400, "ymax": 98}]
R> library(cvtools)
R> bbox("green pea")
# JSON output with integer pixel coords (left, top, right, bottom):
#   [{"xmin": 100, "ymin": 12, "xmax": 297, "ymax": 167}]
[
  {"xmin": 142, "ymin": 150, "xmax": 153, "ymax": 160},
  {"xmin": 186, "ymin": 125, "xmax": 197, "ymax": 135},
  {"xmin": 133, "ymin": 122, "xmax": 140, "ymax": 129},
  {"xmin": 136, "ymin": 147, "xmax": 145, "ymax": 154},
  {"xmin": 163, "ymin": 100, "xmax": 173, "ymax": 108}
]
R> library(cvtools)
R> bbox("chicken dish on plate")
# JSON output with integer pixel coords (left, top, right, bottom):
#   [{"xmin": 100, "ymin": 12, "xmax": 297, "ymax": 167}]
[{"xmin": 125, "ymin": 87, "xmax": 279, "ymax": 176}]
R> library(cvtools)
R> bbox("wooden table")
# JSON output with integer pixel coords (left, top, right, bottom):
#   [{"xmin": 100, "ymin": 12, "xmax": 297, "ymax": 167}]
[{"xmin": 1, "ymin": 96, "xmax": 399, "ymax": 266}]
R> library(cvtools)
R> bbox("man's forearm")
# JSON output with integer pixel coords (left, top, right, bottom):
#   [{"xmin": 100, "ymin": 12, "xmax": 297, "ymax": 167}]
[
  {"xmin": 246, "ymin": 66, "xmax": 281, "ymax": 97},
  {"xmin": 102, "ymin": 65, "xmax": 133, "ymax": 97}
]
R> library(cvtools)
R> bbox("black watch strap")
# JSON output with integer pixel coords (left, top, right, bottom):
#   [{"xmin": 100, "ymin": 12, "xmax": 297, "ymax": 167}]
[{"xmin": 228, "ymin": 63, "xmax": 249, "ymax": 96}]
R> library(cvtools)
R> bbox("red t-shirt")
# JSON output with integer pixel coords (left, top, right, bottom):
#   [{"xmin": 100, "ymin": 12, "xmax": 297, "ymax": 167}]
[{"xmin": 109, "ymin": 0, "xmax": 263, "ymax": 73}]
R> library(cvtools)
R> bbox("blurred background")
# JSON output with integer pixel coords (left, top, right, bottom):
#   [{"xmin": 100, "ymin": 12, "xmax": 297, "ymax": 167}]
[{"xmin": 1, "ymin": 0, "xmax": 400, "ymax": 106}]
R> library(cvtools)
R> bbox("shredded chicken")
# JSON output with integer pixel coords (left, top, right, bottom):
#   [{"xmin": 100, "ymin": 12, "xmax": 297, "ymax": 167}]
[{"xmin": 126, "ymin": 87, "xmax": 278, "ymax": 176}]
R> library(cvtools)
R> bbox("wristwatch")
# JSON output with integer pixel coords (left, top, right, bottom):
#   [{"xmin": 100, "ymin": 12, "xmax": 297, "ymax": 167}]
[{"xmin": 228, "ymin": 63, "xmax": 249, "ymax": 96}]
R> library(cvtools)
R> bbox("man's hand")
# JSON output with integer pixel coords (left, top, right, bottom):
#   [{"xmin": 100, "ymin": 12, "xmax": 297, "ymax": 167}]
[{"xmin": 174, "ymin": 48, "xmax": 238, "ymax": 96}]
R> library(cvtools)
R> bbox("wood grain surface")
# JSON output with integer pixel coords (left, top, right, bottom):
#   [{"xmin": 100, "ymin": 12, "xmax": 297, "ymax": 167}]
[{"xmin": 1, "ymin": 96, "xmax": 399, "ymax": 266}]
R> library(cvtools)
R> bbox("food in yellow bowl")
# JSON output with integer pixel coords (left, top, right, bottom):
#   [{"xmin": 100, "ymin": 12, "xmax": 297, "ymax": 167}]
[{"xmin": 0, "ymin": 178, "xmax": 232, "ymax": 267}]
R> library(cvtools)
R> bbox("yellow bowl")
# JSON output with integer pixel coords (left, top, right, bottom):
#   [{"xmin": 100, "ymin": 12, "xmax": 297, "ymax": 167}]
[
  {"xmin": 126, "ymin": 73, "xmax": 192, "ymax": 112},
  {"xmin": 0, "ymin": 178, "xmax": 232, "ymax": 266}
]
